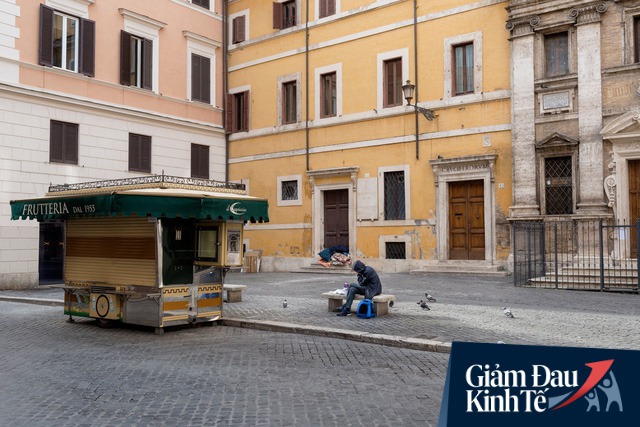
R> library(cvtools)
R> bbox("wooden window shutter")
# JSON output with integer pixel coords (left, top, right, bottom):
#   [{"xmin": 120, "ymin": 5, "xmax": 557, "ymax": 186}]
[
  {"xmin": 201, "ymin": 56, "xmax": 210, "ymax": 103},
  {"xmin": 225, "ymin": 93, "xmax": 235, "ymax": 133},
  {"xmin": 39, "ymin": 4, "xmax": 54, "ymax": 67},
  {"xmin": 141, "ymin": 135, "xmax": 151, "ymax": 172},
  {"xmin": 142, "ymin": 38, "xmax": 153, "ymax": 90},
  {"xmin": 50, "ymin": 121, "xmax": 63, "ymax": 162},
  {"xmin": 273, "ymin": 3, "xmax": 283, "ymax": 30},
  {"xmin": 191, "ymin": 53, "xmax": 201, "ymax": 101},
  {"xmin": 65, "ymin": 123, "xmax": 79, "ymax": 164},
  {"xmin": 128, "ymin": 134, "xmax": 138, "ymax": 171},
  {"xmin": 120, "ymin": 31, "xmax": 131, "ymax": 86},
  {"xmin": 191, "ymin": 144, "xmax": 209, "ymax": 179},
  {"xmin": 329, "ymin": 0, "xmax": 336, "ymax": 15},
  {"xmin": 80, "ymin": 18, "xmax": 96, "ymax": 77},
  {"xmin": 242, "ymin": 91, "xmax": 250, "ymax": 131},
  {"xmin": 233, "ymin": 16, "xmax": 246, "ymax": 43}
]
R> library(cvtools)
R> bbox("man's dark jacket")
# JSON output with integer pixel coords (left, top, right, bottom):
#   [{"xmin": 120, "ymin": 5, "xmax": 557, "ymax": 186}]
[{"xmin": 353, "ymin": 260, "xmax": 382, "ymax": 299}]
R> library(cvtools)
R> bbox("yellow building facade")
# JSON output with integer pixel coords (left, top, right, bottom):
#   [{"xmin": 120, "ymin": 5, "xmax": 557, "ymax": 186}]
[{"xmin": 227, "ymin": 0, "xmax": 512, "ymax": 272}]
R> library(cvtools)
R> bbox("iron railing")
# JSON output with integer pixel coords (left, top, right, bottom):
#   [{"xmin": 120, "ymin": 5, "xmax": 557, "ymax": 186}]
[{"xmin": 513, "ymin": 218, "xmax": 640, "ymax": 293}]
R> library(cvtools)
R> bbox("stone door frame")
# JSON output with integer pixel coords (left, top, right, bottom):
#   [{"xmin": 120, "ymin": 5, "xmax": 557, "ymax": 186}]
[{"xmin": 430, "ymin": 154, "xmax": 497, "ymax": 262}]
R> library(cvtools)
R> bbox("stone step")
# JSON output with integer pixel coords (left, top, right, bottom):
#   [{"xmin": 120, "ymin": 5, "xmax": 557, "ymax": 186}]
[
  {"xmin": 291, "ymin": 263, "xmax": 353, "ymax": 275},
  {"xmin": 410, "ymin": 264, "xmax": 509, "ymax": 277},
  {"xmin": 530, "ymin": 276, "xmax": 639, "ymax": 286}
]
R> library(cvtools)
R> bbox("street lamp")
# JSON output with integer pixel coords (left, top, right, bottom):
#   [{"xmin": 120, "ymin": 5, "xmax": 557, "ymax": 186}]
[{"xmin": 401, "ymin": 80, "xmax": 435, "ymax": 121}]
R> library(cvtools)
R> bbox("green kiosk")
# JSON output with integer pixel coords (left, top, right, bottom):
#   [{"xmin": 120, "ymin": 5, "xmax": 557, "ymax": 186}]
[{"xmin": 10, "ymin": 175, "xmax": 269, "ymax": 334}]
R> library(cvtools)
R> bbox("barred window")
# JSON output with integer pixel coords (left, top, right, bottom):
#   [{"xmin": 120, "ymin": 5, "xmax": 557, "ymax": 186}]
[
  {"xmin": 385, "ymin": 242, "xmax": 406, "ymax": 259},
  {"xmin": 545, "ymin": 156, "xmax": 573, "ymax": 215},
  {"xmin": 384, "ymin": 171, "xmax": 405, "ymax": 220},
  {"xmin": 281, "ymin": 180, "xmax": 298, "ymax": 201}
]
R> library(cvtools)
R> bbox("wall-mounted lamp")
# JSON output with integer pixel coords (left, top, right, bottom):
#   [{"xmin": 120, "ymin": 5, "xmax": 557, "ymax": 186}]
[{"xmin": 402, "ymin": 80, "xmax": 435, "ymax": 121}]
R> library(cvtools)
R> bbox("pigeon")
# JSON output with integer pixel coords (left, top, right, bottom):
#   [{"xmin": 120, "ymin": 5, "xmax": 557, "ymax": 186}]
[
  {"xmin": 283, "ymin": 300, "xmax": 288, "ymax": 308},
  {"xmin": 503, "ymin": 307, "xmax": 514, "ymax": 318},
  {"xmin": 417, "ymin": 300, "xmax": 430, "ymax": 310},
  {"xmin": 425, "ymin": 293, "xmax": 436, "ymax": 302}
]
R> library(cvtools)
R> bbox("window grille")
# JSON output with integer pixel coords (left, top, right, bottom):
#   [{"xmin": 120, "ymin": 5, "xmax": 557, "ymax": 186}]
[
  {"xmin": 545, "ymin": 156, "xmax": 572, "ymax": 215},
  {"xmin": 384, "ymin": 171, "xmax": 405, "ymax": 220},
  {"xmin": 281, "ymin": 180, "xmax": 298, "ymax": 201},
  {"xmin": 386, "ymin": 242, "xmax": 406, "ymax": 259}
]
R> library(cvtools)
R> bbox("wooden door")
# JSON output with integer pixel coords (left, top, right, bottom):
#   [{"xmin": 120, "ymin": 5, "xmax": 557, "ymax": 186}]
[
  {"xmin": 449, "ymin": 180, "xmax": 485, "ymax": 260},
  {"xmin": 629, "ymin": 160, "xmax": 640, "ymax": 258},
  {"xmin": 324, "ymin": 189, "xmax": 349, "ymax": 248}
]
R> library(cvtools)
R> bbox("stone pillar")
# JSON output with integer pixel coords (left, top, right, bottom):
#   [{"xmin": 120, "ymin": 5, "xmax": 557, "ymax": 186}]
[
  {"xmin": 507, "ymin": 17, "xmax": 540, "ymax": 218},
  {"xmin": 573, "ymin": 4, "xmax": 608, "ymax": 214}
]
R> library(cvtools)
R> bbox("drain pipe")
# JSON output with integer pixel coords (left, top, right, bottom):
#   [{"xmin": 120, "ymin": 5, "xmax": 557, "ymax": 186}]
[
  {"xmin": 223, "ymin": 0, "xmax": 229, "ymax": 182},
  {"xmin": 305, "ymin": 0, "xmax": 310, "ymax": 171},
  {"xmin": 413, "ymin": 0, "xmax": 419, "ymax": 160}
]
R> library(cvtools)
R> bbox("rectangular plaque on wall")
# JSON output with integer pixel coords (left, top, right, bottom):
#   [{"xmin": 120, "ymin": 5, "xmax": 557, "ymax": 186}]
[
  {"xmin": 541, "ymin": 91, "xmax": 570, "ymax": 113},
  {"xmin": 357, "ymin": 178, "xmax": 378, "ymax": 220}
]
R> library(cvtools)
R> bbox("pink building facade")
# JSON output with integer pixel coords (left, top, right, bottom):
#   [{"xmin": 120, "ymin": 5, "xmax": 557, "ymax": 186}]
[{"xmin": 0, "ymin": 0, "xmax": 225, "ymax": 288}]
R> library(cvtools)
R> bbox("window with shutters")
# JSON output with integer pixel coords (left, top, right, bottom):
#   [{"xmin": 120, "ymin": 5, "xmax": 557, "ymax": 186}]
[
  {"xmin": 544, "ymin": 32, "xmax": 569, "ymax": 77},
  {"xmin": 320, "ymin": 72, "xmax": 337, "ymax": 118},
  {"xmin": 39, "ymin": 5, "xmax": 95, "ymax": 76},
  {"xmin": 191, "ymin": 0, "xmax": 210, "ymax": 10},
  {"xmin": 191, "ymin": 53, "xmax": 211, "ymax": 104},
  {"xmin": 120, "ymin": 31, "xmax": 153, "ymax": 90},
  {"xmin": 49, "ymin": 120, "xmax": 78, "ymax": 165},
  {"xmin": 226, "ymin": 91, "xmax": 250, "ymax": 133},
  {"xmin": 128, "ymin": 134, "xmax": 151, "ymax": 173},
  {"xmin": 318, "ymin": 0, "xmax": 336, "ymax": 19},
  {"xmin": 232, "ymin": 15, "xmax": 246, "ymax": 44},
  {"xmin": 453, "ymin": 42, "xmax": 474, "ymax": 95},
  {"xmin": 273, "ymin": 1, "xmax": 296, "ymax": 30},
  {"xmin": 282, "ymin": 81, "xmax": 297, "ymax": 124},
  {"xmin": 191, "ymin": 144, "xmax": 209, "ymax": 179},
  {"xmin": 383, "ymin": 58, "xmax": 402, "ymax": 107}
]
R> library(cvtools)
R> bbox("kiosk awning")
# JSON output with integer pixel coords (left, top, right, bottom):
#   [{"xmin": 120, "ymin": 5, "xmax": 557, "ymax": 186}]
[{"xmin": 11, "ymin": 192, "xmax": 269, "ymax": 223}]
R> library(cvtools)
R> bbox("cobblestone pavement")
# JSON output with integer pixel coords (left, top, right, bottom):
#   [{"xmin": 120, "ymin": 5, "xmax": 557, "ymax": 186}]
[
  {"xmin": 0, "ymin": 301, "xmax": 448, "ymax": 427},
  {"xmin": 2, "ymin": 271, "xmax": 640, "ymax": 350}
]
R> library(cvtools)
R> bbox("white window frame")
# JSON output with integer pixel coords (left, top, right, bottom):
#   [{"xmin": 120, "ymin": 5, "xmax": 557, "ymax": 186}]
[
  {"xmin": 315, "ymin": 0, "xmax": 341, "ymax": 21},
  {"xmin": 120, "ymin": 9, "xmax": 166, "ymax": 94},
  {"xmin": 274, "ymin": 0, "xmax": 302, "ymax": 30},
  {"xmin": 184, "ymin": 31, "xmax": 220, "ymax": 105},
  {"xmin": 379, "ymin": 235, "xmax": 412, "ymax": 260},
  {"xmin": 443, "ymin": 32, "xmax": 483, "ymax": 99},
  {"xmin": 52, "ymin": 11, "xmax": 79, "ymax": 73},
  {"xmin": 278, "ymin": 72, "xmax": 302, "ymax": 126},
  {"xmin": 377, "ymin": 48, "xmax": 409, "ymax": 111},
  {"xmin": 229, "ymin": 10, "xmax": 250, "ymax": 46},
  {"xmin": 314, "ymin": 63, "xmax": 342, "ymax": 121},
  {"xmin": 277, "ymin": 174, "xmax": 303, "ymax": 206},
  {"xmin": 378, "ymin": 165, "xmax": 410, "ymax": 222}
]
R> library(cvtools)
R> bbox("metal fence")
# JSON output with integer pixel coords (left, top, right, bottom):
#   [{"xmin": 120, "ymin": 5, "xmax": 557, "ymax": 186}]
[{"xmin": 513, "ymin": 219, "xmax": 640, "ymax": 293}]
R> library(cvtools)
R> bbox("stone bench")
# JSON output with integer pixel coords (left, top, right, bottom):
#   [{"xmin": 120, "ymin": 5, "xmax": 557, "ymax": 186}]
[
  {"xmin": 321, "ymin": 292, "xmax": 396, "ymax": 316},
  {"xmin": 223, "ymin": 284, "xmax": 247, "ymax": 303}
]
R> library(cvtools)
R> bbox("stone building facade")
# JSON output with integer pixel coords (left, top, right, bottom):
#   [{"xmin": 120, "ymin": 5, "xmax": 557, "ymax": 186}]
[{"xmin": 507, "ymin": 0, "xmax": 640, "ymax": 261}]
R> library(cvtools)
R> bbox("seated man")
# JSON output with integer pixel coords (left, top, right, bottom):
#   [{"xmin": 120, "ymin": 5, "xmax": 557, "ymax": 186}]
[{"xmin": 336, "ymin": 260, "xmax": 382, "ymax": 316}]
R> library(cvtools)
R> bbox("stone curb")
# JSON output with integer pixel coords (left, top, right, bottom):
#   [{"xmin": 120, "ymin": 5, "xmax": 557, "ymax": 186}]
[
  {"xmin": 0, "ymin": 296, "xmax": 63, "ymax": 307},
  {"xmin": 0, "ymin": 296, "xmax": 452, "ymax": 353},
  {"xmin": 220, "ymin": 318, "xmax": 452, "ymax": 354}
]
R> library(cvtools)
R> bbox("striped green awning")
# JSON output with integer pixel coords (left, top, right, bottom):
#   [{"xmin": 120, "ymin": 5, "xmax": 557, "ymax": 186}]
[{"xmin": 10, "ymin": 193, "xmax": 269, "ymax": 223}]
